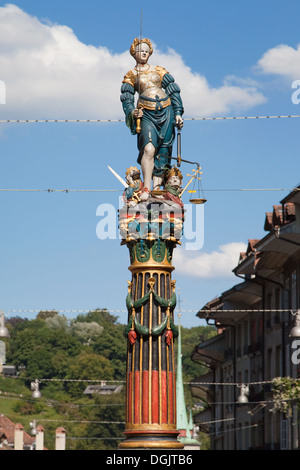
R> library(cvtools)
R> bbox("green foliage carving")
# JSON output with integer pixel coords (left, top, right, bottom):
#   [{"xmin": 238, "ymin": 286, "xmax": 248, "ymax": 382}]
[{"xmin": 124, "ymin": 287, "xmax": 178, "ymax": 339}]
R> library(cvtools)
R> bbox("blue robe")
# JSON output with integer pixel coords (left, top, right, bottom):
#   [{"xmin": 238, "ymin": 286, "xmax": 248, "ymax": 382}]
[{"xmin": 120, "ymin": 72, "xmax": 184, "ymax": 176}]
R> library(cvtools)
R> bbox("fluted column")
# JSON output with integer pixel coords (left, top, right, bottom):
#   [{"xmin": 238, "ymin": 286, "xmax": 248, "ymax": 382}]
[{"xmin": 118, "ymin": 200, "xmax": 184, "ymax": 449}]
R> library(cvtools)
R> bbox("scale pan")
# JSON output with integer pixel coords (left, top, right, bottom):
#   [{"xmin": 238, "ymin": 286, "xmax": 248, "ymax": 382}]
[
  {"xmin": 151, "ymin": 189, "xmax": 167, "ymax": 196},
  {"xmin": 189, "ymin": 198, "xmax": 207, "ymax": 204}
]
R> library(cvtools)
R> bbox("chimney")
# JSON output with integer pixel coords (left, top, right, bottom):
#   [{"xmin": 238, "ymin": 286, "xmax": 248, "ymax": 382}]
[
  {"xmin": 35, "ymin": 425, "xmax": 44, "ymax": 450},
  {"xmin": 14, "ymin": 423, "xmax": 24, "ymax": 450},
  {"xmin": 55, "ymin": 427, "xmax": 66, "ymax": 450}
]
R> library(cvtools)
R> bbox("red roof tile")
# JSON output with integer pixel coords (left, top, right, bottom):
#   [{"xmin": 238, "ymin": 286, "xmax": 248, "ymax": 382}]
[{"xmin": 0, "ymin": 415, "xmax": 34, "ymax": 447}]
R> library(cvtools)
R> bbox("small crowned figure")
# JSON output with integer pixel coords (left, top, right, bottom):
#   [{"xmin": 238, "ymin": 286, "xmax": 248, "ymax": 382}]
[
  {"xmin": 120, "ymin": 38, "xmax": 184, "ymax": 201},
  {"xmin": 123, "ymin": 166, "xmax": 143, "ymax": 206},
  {"xmin": 163, "ymin": 166, "xmax": 183, "ymax": 208}
]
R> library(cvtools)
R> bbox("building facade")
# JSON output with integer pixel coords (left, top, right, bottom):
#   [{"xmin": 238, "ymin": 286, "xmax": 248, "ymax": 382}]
[
  {"xmin": 176, "ymin": 316, "xmax": 200, "ymax": 449},
  {"xmin": 191, "ymin": 186, "xmax": 300, "ymax": 450}
]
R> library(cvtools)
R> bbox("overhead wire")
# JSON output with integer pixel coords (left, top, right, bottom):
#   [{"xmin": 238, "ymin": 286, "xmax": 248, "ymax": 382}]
[
  {"xmin": 0, "ymin": 390, "xmax": 296, "ymax": 415},
  {"xmin": 0, "ymin": 188, "xmax": 120, "ymax": 193},
  {"xmin": 0, "ymin": 114, "xmax": 300, "ymax": 123},
  {"xmin": 185, "ymin": 114, "xmax": 300, "ymax": 121},
  {"xmin": 0, "ymin": 419, "xmax": 125, "ymax": 427},
  {"xmin": 0, "ymin": 114, "xmax": 297, "ymax": 193},
  {"xmin": 0, "ymin": 113, "xmax": 296, "ymax": 197},
  {"xmin": 0, "ymin": 394, "xmax": 125, "ymax": 407},
  {"xmin": 0, "ymin": 114, "xmax": 297, "ymax": 438},
  {"xmin": 66, "ymin": 436, "xmax": 124, "ymax": 441},
  {"xmin": 0, "ymin": 110, "xmax": 297, "ymax": 446},
  {"xmin": 208, "ymin": 423, "xmax": 260, "ymax": 436},
  {"xmin": 2, "ymin": 373, "xmax": 298, "ymax": 387},
  {"xmin": 0, "ymin": 379, "xmax": 297, "ymax": 443},
  {"xmin": 3, "ymin": 307, "xmax": 298, "ymax": 316},
  {"xmin": 0, "ymin": 187, "xmax": 299, "ymax": 193}
]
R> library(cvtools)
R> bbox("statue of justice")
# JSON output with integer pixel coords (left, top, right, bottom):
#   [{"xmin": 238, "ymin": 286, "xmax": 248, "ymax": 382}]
[
  {"xmin": 120, "ymin": 37, "xmax": 184, "ymax": 201},
  {"xmin": 117, "ymin": 37, "xmax": 204, "ymax": 450}
]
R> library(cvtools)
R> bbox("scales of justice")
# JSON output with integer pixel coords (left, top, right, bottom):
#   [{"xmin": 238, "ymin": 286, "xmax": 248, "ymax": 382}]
[{"xmin": 108, "ymin": 36, "xmax": 206, "ymax": 449}]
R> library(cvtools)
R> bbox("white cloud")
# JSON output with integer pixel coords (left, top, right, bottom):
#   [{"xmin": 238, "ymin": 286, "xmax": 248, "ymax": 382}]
[
  {"xmin": 173, "ymin": 242, "xmax": 247, "ymax": 279},
  {"xmin": 0, "ymin": 4, "xmax": 131, "ymax": 119},
  {"xmin": 152, "ymin": 49, "xmax": 266, "ymax": 117},
  {"xmin": 257, "ymin": 43, "xmax": 300, "ymax": 80},
  {"xmin": 0, "ymin": 4, "xmax": 266, "ymax": 120}
]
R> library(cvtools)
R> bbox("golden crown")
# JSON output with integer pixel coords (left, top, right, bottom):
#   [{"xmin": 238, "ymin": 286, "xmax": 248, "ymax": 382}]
[
  {"xmin": 125, "ymin": 166, "xmax": 140, "ymax": 177},
  {"xmin": 166, "ymin": 166, "xmax": 183, "ymax": 181},
  {"xmin": 130, "ymin": 38, "xmax": 153, "ymax": 57}
]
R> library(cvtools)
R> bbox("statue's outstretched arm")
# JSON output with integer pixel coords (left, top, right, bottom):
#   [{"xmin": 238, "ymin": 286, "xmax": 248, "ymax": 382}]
[
  {"xmin": 162, "ymin": 73, "xmax": 184, "ymax": 128},
  {"xmin": 120, "ymin": 82, "xmax": 136, "ymax": 134}
]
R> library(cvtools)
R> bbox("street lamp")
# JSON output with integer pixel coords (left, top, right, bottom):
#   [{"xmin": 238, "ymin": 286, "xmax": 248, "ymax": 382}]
[
  {"xmin": 237, "ymin": 384, "xmax": 249, "ymax": 403},
  {"xmin": 30, "ymin": 420, "xmax": 37, "ymax": 435},
  {"xmin": 31, "ymin": 379, "xmax": 42, "ymax": 398},
  {"xmin": 0, "ymin": 311, "xmax": 9, "ymax": 338}
]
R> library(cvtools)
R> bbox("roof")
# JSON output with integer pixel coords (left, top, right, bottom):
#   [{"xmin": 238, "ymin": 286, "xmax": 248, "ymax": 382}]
[
  {"xmin": 234, "ymin": 230, "xmax": 300, "ymax": 279},
  {"xmin": 191, "ymin": 332, "xmax": 225, "ymax": 366},
  {"xmin": 280, "ymin": 184, "xmax": 300, "ymax": 205},
  {"xmin": 199, "ymin": 186, "xmax": 299, "ymax": 326},
  {"xmin": 198, "ymin": 279, "xmax": 263, "ymax": 324},
  {"xmin": 264, "ymin": 203, "xmax": 295, "ymax": 231},
  {"xmin": 0, "ymin": 415, "xmax": 35, "ymax": 447},
  {"xmin": 83, "ymin": 384, "xmax": 123, "ymax": 395},
  {"xmin": 234, "ymin": 197, "xmax": 297, "ymax": 279},
  {"xmin": 190, "ymin": 371, "xmax": 214, "ymax": 402}
]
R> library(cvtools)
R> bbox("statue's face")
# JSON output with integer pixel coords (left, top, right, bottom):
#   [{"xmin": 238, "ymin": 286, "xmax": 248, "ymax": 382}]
[
  {"xmin": 168, "ymin": 175, "xmax": 181, "ymax": 187},
  {"xmin": 135, "ymin": 43, "xmax": 150, "ymax": 64}
]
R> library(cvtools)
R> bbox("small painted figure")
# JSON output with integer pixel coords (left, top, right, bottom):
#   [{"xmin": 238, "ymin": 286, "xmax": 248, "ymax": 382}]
[
  {"xmin": 163, "ymin": 166, "xmax": 183, "ymax": 208},
  {"xmin": 123, "ymin": 166, "xmax": 143, "ymax": 207},
  {"xmin": 120, "ymin": 38, "xmax": 184, "ymax": 201}
]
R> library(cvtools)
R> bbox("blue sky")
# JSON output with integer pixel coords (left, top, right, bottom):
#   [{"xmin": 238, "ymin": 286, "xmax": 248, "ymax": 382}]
[{"xmin": 0, "ymin": 1, "xmax": 300, "ymax": 327}]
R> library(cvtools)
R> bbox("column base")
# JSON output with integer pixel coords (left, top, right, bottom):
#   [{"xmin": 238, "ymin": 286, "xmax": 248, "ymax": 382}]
[{"xmin": 118, "ymin": 430, "xmax": 184, "ymax": 450}]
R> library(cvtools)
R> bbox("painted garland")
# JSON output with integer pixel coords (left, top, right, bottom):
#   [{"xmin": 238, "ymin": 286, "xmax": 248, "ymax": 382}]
[{"xmin": 124, "ymin": 286, "xmax": 178, "ymax": 343}]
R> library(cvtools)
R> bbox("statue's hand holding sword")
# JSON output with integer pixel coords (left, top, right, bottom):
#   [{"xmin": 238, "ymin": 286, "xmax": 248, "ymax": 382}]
[
  {"xmin": 175, "ymin": 115, "xmax": 184, "ymax": 167},
  {"xmin": 133, "ymin": 107, "xmax": 143, "ymax": 134},
  {"xmin": 133, "ymin": 108, "xmax": 183, "ymax": 168}
]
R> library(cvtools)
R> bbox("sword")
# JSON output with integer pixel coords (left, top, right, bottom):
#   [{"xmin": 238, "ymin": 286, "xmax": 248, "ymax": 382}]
[
  {"xmin": 177, "ymin": 128, "xmax": 181, "ymax": 167},
  {"xmin": 136, "ymin": 9, "xmax": 143, "ymax": 134},
  {"xmin": 107, "ymin": 165, "xmax": 128, "ymax": 188},
  {"xmin": 168, "ymin": 153, "xmax": 200, "ymax": 166}
]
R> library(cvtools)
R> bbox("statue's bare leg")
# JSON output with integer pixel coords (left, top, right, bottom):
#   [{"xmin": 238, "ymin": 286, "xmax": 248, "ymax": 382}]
[
  {"xmin": 153, "ymin": 175, "xmax": 163, "ymax": 190},
  {"xmin": 140, "ymin": 142, "xmax": 155, "ymax": 200}
]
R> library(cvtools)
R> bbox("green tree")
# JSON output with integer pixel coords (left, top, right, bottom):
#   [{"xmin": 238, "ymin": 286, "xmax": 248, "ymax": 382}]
[
  {"xmin": 7, "ymin": 320, "xmax": 81, "ymax": 377},
  {"xmin": 37, "ymin": 310, "xmax": 58, "ymax": 321},
  {"xmin": 79, "ymin": 392, "xmax": 125, "ymax": 450},
  {"xmin": 64, "ymin": 351, "xmax": 114, "ymax": 397},
  {"xmin": 75, "ymin": 309, "xmax": 119, "ymax": 325},
  {"xmin": 2, "ymin": 310, "xmax": 216, "ymax": 450},
  {"xmin": 70, "ymin": 321, "xmax": 103, "ymax": 344},
  {"xmin": 92, "ymin": 323, "xmax": 127, "ymax": 381},
  {"xmin": 179, "ymin": 325, "xmax": 216, "ymax": 379},
  {"xmin": 73, "ymin": 309, "xmax": 127, "ymax": 380}
]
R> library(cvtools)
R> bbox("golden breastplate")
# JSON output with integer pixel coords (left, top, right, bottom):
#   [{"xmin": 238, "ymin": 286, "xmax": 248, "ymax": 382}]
[{"xmin": 135, "ymin": 69, "xmax": 170, "ymax": 110}]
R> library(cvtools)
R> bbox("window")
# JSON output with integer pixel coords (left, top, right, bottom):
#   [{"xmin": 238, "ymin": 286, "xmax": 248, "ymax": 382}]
[
  {"xmin": 283, "ymin": 277, "xmax": 290, "ymax": 324},
  {"xmin": 267, "ymin": 348, "xmax": 272, "ymax": 379},
  {"xmin": 291, "ymin": 271, "xmax": 297, "ymax": 311},
  {"xmin": 258, "ymin": 317, "xmax": 263, "ymax": 341},
  {"xmin": 274, "ymin": 288, "xmax": 281, "ymax": 323},
  {"xmin": 251, "ymin": 320, "xmax": 257, "ymax": 345},
  {"xmin": 275, "ymin": 345, "xmax": 282, "ymax": 377},
  {"xmin": 266, "ymin": 292, "xmax": 272, "ymax": 328},
  {"xmin": 281, "ymin": 419, "xmax": 288, "ymax": 450}
]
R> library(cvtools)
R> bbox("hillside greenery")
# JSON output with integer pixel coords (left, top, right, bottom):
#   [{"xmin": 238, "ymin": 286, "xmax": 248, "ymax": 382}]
[{"xmin": 0, "ymin": 310, "xmax": 215, "ymax": 450}]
